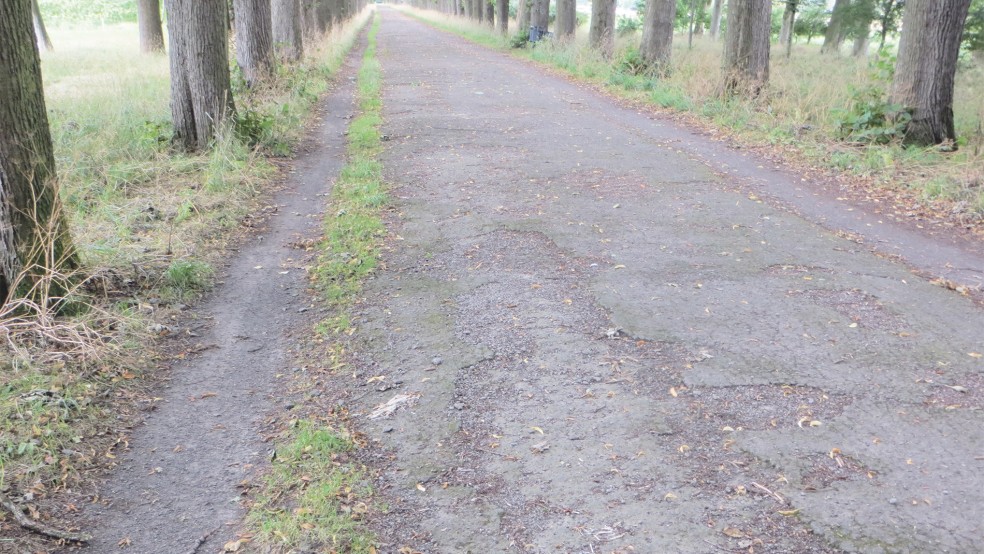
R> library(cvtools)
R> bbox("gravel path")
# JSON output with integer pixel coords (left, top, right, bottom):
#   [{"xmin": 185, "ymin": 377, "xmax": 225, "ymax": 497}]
[{"xmin": 327, "ymin": 9, "xmax": 984, "ymax": 553}]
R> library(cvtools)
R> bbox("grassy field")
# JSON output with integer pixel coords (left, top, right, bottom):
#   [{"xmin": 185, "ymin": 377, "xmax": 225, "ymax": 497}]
[
  {"xmin": 404, "ymin": 9, "xmax": 984, "ymax": 221},
  {"xmin": 0, "ymin": 14, "xmax": 372, "ymax": 542}
]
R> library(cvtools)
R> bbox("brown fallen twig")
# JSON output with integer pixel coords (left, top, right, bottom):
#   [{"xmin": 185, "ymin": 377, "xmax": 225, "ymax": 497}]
[
  {"xmin": 750, "ymin": 481, "xmax": 785, "ymax": 504},
  {"xmin": 0, "ymin": 490, "xmax": 91, "ymax": 543},
  {"xmin": 186, "ymin": 526, "xmax": 220, "ymax": 554}
]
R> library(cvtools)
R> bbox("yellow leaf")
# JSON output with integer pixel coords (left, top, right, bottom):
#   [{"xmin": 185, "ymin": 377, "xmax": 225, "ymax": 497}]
[
  {"xmin": 669, "ymin": 387, "xmax": 678, "ymax": 397},
  {"xmin": 531, "ymin": 426, "xmax": 544, "ymax": 434},
  {"xmin": 778, "ymin": 509, "xmax": 801, "ymax": 516},
  {"xmin": 416, "ymin": 483, "xmax": 426, "ymax": 492},
  {"xmin": 969, "ymin": 352, "xmax": 982, "ymax": 358},
  {"xmin": 723, "ymin": 527, "xmax": 744, "ymax": 538},
  {"xmin": 613, "ymin": 264, "xmax": 626, "ymax": 269},
  {"xmin": 664, "ymin": 492, "xmax": 677, "ymax": 501},
  {"xmin": 678, "ymin": 444, "xmax": 690, "ymax": 453}
]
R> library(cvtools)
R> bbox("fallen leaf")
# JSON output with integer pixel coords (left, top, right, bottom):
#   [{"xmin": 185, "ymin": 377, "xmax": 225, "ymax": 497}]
[
  {"xmin": 669, "ymin": 387, "xmax": 678, "ymax": 398},
  {"xmin": 224, "ymin": 540, "xmax": 243, "ymax": 552},
  {"xmin": 200, "ymin": 392, "xmax": 217, "ymax": 399},
  {"xmin": 416, "ymin": 483, "xmax": 426, "ymax": 492},
  {"xmin": 778, "ymin": 509, "xmax": 801, "ymax": 516},
  {"xmin": 613, "ymin": 264, "xmax": 626, "ymax": 269},
  {"xmin": 723, "ymin": 527, "xmax": 744, "ymax": 538},
  {"xmin": 530, "ymin": 426, "xmax": 544, "ymax": 434},
  {"xmin": 969, "ymin": 352, "xmax": 982, "ymax": 358}
]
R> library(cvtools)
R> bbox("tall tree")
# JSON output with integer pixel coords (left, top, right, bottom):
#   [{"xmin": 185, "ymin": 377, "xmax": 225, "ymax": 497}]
[
  {"xmin": 722, "ymin": 0, "xmax": 771, "ymax": 94},
  {"xmin": 497, "ymin": 0, "xmax": 509, "ymax": 34},
  {"xmin": 517, "ymin": 0, "xmax": 532, "ymax": 33},
  {"xmin": 272, "ymin": 0, "xmax": 303, "ymax": 61},
  {"xmin": 779, "ymin": 0, "xmax": 796, "ymax": 51},
  {"xmin": 138, "ymin": 0, "xmax": 166, "ymax": 53},
  {"xmin": 556, "ymin": 0, "xmax": 577, "ymax": 37},
  {"xmin": 0, "ymin": 0, "xmax": 79, "ymax": 303},
  {"xmin": 485, "ymin": 0, "xmax": 495, "ymax": 27},
  {"xmin": 890, "ymin": 0, "xmax": 972, "ymax": 146},
  {"xmin": 589, "ymin": 0, "xmax": 617, "ymax": 53},
  {"xmin": 639, "ymin": 0, "xmax": 677, "ymax": 70},
  {"xmin": 709, "ymin": 0, "xmax": 724, "ymax": 38},
  {"xmin": 876, "ymin": 0, "xmax": 905, "ymax": 49},
  {"xmin": 822, "ymin": 0, "xmax": 851, "ymax": 53},
  {"xmin": 234, "ymin": 0, "xmax": 275, "ymax": 86},
  {"xmin": 531, "ymin": 0, "xmax": 550, "ymax": 30},
  {"xmin": 165, "ymin": 0, "xmax": 237, "ymax": 151},
  {"xmin": 30, "ymin": 0, "xmax": 53, "ymax": 52}
]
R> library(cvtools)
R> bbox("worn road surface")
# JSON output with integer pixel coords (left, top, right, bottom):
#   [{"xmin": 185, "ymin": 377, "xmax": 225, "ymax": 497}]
[{"xmin": 328, "ymin": 9, "xmax": 984, "ymax": 554}]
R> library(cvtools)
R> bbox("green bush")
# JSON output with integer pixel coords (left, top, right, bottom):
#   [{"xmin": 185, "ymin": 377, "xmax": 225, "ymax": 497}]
[
  {"xmin": 832, "ymin": 50, "xmax": 912, "ymax": 144},
  {"xmin": 616, "ymin": 15, "xmax": 641, "ymax": 36}
]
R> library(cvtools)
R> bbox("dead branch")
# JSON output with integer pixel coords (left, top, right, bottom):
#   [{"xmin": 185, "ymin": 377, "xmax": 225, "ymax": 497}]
[{"xmin": 0, "ymin": 489, "xmax": 91, "ymax": 543}]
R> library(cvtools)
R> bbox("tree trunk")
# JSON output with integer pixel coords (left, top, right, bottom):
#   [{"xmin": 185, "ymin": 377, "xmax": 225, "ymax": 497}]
[
  {"xmin": 822, "ymin": 0, "xmax": 850, "ymax": 54},
  {"xmin": 30, "ymin": 0, "xmax": 53, "ymax": 52},
  {"xmin": 852, "ymin": 32, "xmax": 870, "ymax": 56},
  {"xmin": 0, "ymin": 0, "xmax": 78, "ymax": 303},
  {"xmin": 138, "ymin": 0, "xmax": 166, "ymax": 53},
  {"xmin": 779, "ymin": 0, "xmax": 795, "ymax": 58},
  {"xmin": 722, "ymin": 0, "xmax": 771, "ymax": 95},
  {"xmin": 164, "ymin": 0, "xmax": 237, "ymax": 151},
  {"xmin": 234, "ymin": 0, "xmax": 274, "ymax": 86},
  {"xmin": 709, "ymin": 0, "xmax": 724, "ymax": 38},
  {"xmin": 639, "ymin": 0, "xmax": 677, "ymax": 70},
  {"xmin": 272, "ymin": 0, "xmax": 303, "ymax": 62},
  {"xmin": 531, "ymin": 0, "xmax": 550, "ymax": 30},
  {"xmin": 485, "ymin": 0, "xmax": 495, "ymax": 27},
  {"xmin": 556, "ymin": 0, "xmax": 576, "ymax": 37},
  {"xmin": 778, "ymin": 1, "xmax": 794, "ymax": 45},
  {"xmin": 517, "ymin": 0, "xmax": 531, "ymax": 33},
  {"xmin": 890, "ymin": 0, "xmax": 972, "ymax": 147},
  {"xmin": 589, "ymin": 0, "xmax": 616, "ymax": 53},
  {"xmin": 497, "ymin": 0, "xmax": 509, "ymax": 34},
  {"xmin": 475, "ymin": 0, "xmax": 484, "ymax": 21}
]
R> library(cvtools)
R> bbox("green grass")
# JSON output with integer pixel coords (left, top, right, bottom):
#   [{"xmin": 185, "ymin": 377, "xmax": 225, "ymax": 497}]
[
  {"xmin": 246, "ymin": 421, "xmax": 375, "ymax": 551},
  {"xmin": 314, "ymin": 12, "xmax": 389, "ymax": 328},
  {"xmin": 244, "ymin": 12, "xmax": 385, "ymax": 553},
  {"xmin": 401, "ymin": 7, "xmax": 984, "ymax": 220}
]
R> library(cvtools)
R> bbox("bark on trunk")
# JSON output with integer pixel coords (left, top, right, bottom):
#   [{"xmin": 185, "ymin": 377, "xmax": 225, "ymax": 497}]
[
  {"xmin": 31, "ymin": 0, "xmax": 53, "ymax": 52},
  {"xmin": 517, "ymin": 0, "xmax": 531, "ymax": 33},
  {"xmin": 589, "ymin": 0, "xmax": 616, "ymax": 53},
  {"xmin": 0, "ymin": 0, "xmax": 78, "ymax": 303},
  {"xmin": 531, "ymin": 0, "xmax": 550, "ymax": 30},
  {"xmin": 779, "ymin": 0, "xmax": 795, "ymax": 58},
  {"xmin": 709, "ymin": 0, "xmax": 723, "ymax": 39},
  {"xmin": 165, "ymin": 0, "xmax": 237, "ymax": 151},
  {"xmin": 485, "ymin": 0, "xmax": 495, "ymax": 27},
  {"xmin": 778, "ymin": 1, "xmax": 794, "ymax": 45},
  {"xmin": 139, "ymin": 0, "xmax": 166, "ymax": 53},
  {"xmin": 272, "ymin": 0, "xmax": 303, "ymax": 61},
  {"xmin": 556, "ymin": 0, "xmax": 577, "ymax": 38},
  {"xmin": 822, "ymin": 0, "xmax": 850, "ymax": 54},
  {"xmin": 639, "ymin": 0, "xmax": 677, "ymax": 70},
  {"xmin": 722, "ymin": 0, "xmax": 771, "ymax": 95},
  {"xmin": 497, "ymin": 0, "xmax": 509, "ymax": 34},
  {"xmin": 234, "ymin": 0, "xmax": 275, "ymax": 86},
  {"xmin": 890, "ymin": 0, "xmax": 972, "ymax": 147},
  {"xmin": 851, "ymin": 32, "xmax": 870, "ymax": 56}
]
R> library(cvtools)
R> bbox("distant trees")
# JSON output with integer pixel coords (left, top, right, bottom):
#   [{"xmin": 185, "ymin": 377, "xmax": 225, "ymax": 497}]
[
  {"xmin": 709, "ymin": 0, "xmax": 724, "ymax": 38},
  {"xmin": 890, "ymin": 0, "xmax": 972, "ymax": 147},
  {"xmin": 722, "ymin": 0, "xmax": 771, "ymax": 94},
  {"xmin": 138, "ymin": 0, "xmax": 165, "ymax": 53},
  {"xmin": 1, "ymin": 0, "xmax": 78, "ymax": 302},
  {"xmin": 496, "ymin": 0, "xmax": 509, "ymax": 34}
]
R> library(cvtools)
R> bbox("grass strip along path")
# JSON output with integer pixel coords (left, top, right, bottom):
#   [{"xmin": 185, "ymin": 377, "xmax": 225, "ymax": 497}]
[{"xmin": 243, "ymin": 12, "xmax": 385, "ymax": 554}]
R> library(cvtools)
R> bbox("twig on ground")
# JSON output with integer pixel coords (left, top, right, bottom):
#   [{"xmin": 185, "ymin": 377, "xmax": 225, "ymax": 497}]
[
  {"xmin": 750, "ymin": 481, "xmax": 785, "ymax": 504},
  {"xmin": 0, "ymin": 490, "xmax": 91, "ymax": 543},
  {"xmin": 186, "ymin": 525, "xmax": 220, "ymax": 554}
]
